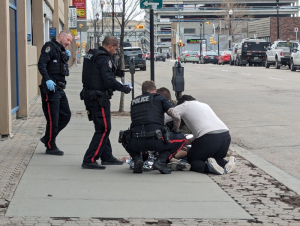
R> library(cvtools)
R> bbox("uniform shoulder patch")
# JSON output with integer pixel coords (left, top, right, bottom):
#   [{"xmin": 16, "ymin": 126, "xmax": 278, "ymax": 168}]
[
  {"xmin": 108, "ymin": 60, "xmax": 112, "ymax": 68},
  {"xmin": 45, "ymin": 46, "xmax": 51, "ymax": 53}
]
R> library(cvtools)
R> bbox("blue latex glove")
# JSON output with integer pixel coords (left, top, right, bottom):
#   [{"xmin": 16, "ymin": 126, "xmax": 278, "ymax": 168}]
[
  {"xmin": 65, "ymin": 50, "xmax": 71, "ymax": 57},
  {"xmin": 125, "ymin": 82, "xmax": 132, "ymax": 87},
  {"xmin": 46, "ymin": 80, "xmax": 56, "ymax": 91}
]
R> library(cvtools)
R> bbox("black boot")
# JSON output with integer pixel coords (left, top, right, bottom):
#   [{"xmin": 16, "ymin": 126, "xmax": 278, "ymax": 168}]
[
  {"xmin": 82, "ymin": 161, "xmax": 106, "ymax": 170},
  {"xmin": 45, "ymin": 148, "xmax": 64, "ymax": 156},
  {"xmin": 133, "ymin": 155, "xmax": 143, "ymax": 173},
  {"xmin": 153, "ymin": 158, "xmax": 171, "ymax": 174},
  {"xmin": 101, "ymin": 156, "xmax": 124, "ymax": 165}
]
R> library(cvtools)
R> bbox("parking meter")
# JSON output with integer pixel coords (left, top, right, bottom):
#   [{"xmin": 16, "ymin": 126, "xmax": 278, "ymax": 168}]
[
  {"xmin": 129, "ymin": 57, "xmax": 135, "ymax": 99},
  {"xmin": 171, "ymin": 61, "xmax": 184, "ymax": 100}
]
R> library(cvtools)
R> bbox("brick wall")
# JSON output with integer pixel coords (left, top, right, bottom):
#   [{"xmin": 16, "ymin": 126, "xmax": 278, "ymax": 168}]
[{"xmin": 270, "ymin": 17, "xmax": 300, "ymax": 43}]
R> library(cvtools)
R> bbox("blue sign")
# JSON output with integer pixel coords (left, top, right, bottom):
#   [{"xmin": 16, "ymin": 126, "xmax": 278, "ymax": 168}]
[{"xmin": 49, "ymin": 28, "xmax": 56, "ymax": 37}]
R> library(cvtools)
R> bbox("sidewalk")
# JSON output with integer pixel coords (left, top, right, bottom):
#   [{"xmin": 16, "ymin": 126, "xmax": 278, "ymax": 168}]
[{"xmin": 0, "ymin": 64, "xmax": 300, "ymax": 225}]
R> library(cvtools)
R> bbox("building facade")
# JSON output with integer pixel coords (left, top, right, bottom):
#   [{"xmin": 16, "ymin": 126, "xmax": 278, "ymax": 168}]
[
  {"xmin": 0, "ymin": 0, "xmax": 75, "ymax": 136},
  {"xmin": 145, "ymin": 0, "xmax": 299, "ymax": 53}
]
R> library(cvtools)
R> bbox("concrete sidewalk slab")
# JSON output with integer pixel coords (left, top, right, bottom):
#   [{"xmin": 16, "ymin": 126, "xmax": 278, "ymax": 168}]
[
  {"xmin": 6, "ymin": 116, "xmax": 252, "ymax": 219},
  {"xmin": 5, "ymin": 64, "xmax": 252, "ymax": 220}
]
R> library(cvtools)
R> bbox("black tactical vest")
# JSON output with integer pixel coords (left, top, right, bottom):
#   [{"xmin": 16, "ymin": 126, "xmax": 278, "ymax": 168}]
[
  {"xmin": 82, "ymin": 49, "xmax": 109, "ymax": 90},
  {"xmin": 131, "ymin": 93, "xmax": 164, "ymax": 128},
  {"xmin": 46, "ymin": 41, "xmax": 69, "ymax": 80}
]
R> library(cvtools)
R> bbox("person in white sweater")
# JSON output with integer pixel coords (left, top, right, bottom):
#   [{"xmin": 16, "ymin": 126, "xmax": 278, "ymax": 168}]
[{"xmin": 164, "ymin": 95, "xmax": 236, "ymax": 175}]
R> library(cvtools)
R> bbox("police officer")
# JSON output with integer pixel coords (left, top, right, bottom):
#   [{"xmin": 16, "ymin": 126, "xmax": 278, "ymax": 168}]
[
  {"xmin": 81, "ymin": 36, "xmax": 131, "ymax": 169},
  {"xmin": 38, "ymin": 30, "xmax": 73, "ymax": 156},
  {"xmin": 124, "ymin": 81, "xmax": 186, "ymax": 174}
]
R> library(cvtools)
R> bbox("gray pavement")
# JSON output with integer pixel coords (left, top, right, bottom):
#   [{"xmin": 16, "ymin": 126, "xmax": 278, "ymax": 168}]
[
  {"xmin": 6, "ymin": 64, "xmax": 251, "ymax": 220},
  {"xmin": 1, "ymin": 62, "xmax": 300, "ymax": 225}
]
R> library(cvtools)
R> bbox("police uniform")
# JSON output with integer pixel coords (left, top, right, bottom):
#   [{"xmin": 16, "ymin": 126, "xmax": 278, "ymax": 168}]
[
  {"xmin": 81, "ymin": 46, "xmax": 131, "ymax": 168},
  {"xmin": 126, "ymin": 92, "xmax": 186, "ymax": 174},
  {"xmin": 38, "ymin": 39, "xmax": 71, "ymax": 154}
]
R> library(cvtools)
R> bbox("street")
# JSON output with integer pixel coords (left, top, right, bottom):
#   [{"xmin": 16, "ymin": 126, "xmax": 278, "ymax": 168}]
[{"xmin": 130, "ymin": 60, "xmax": 300, "ymax": 181}]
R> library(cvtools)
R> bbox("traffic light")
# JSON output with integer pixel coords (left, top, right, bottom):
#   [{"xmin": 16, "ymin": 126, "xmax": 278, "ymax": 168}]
[
  {"xmin": 210, "ymin": 37, "xmax": 213, "ymax": 44},
  {"xmin": 213, "ymin": 41, "xmax": 217, "ymax": 45},
  {"xmin": 79, "ymin": 24, "xmax": 83, "ymax": 28},
  {"xmin": 206, "ymin": 21, "xmax": 210, "ymax": 25},
  {"xmin": 178, "ymin": 39, "xmax": 182, "ymax": 47},
  {"xmin": 136, "ymin": 25, "xmax": 145, "ymax": 29},
  {"xmin": 82, "ymin": 41, "xmax": 86, "ymax": 48}
]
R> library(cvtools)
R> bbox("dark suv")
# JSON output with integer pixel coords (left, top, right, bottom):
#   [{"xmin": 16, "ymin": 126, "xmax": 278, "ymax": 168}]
[{"xmin": 123, "ymin": 47, "xmax": 146, "ymax": 71}]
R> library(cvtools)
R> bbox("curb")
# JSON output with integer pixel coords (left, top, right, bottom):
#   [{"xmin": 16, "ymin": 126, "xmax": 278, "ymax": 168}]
[{"xmin": 231, "ymin": 144, "xmax": 300, "ymax": 195}]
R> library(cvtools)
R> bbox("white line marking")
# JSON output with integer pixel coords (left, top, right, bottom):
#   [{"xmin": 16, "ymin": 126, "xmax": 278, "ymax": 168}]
[
  {"xmin": 269, "ymin": 77, "xmax": 282, "ymax": 80},
  {"xmin": 222, "ymin": 70, "xmax": 228, "ymax": 72}
]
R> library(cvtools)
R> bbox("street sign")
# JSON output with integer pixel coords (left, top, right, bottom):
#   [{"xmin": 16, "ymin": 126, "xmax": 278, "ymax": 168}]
[
  {"xmin": 49, "ymin": 28, "xmax": 56, "ymax": 39},
  {"xmin": 140, "ymin": 0, "xmax": 162, "ymax": 10},
  {"xmin": 69, "ymin": 6, "xmax": 77, "ymax": 29},
  {"xmin": 71, "ymin": 29, "xmax": 77, "ymax": 36},
  {"xmin": 295, "ymin": 27, "xmax": 298, "ymax": 32}
]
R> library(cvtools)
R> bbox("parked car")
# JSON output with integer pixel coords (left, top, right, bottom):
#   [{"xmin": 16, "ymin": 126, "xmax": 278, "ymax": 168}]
[
  {"xmin": 123, "ymin": 47, "xmax": 146, "ymax": 71},
  {"xmin": 235, "ymin": 38, "xmax": 270, "ymax": 67},
  {"xmin": 265, "ymin": 40, "xmax": 298, "ymax": 69},
  {"xmin": 155, "ymin": 53, "xmax": 166, "ymax": 61},
  {"xmin": 145, "ymin": 52, "xmax": 159, "ymax": 60},
  {"xmin": 290, "ymin": 45, "xmax": 300, "ymax": 71},
  {"xmin": 145, "ymin": 52, "xmax": 150, "ymax": 60},
  {"xmin": 200, "ymin": 51, "xmax": 218, "ymax": 64},
  {"xmin": 179, "ymin": 51, "xmax": 200, "ymax": 64},
  {"xmin": 218, "ymin": 51, "xmax": 231, "ymax": 65}
]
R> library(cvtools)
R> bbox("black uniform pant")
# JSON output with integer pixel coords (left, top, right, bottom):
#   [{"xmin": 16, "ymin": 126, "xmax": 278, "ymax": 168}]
[
  {"xmin": 187, "ymin": 131, "xmax": 231, "ymax": 173},
  {"xmin": 40, "ymin": 86, "xmax": 71, "ymax": 150},
  {"xmin": 126, "ymin": 132, "xmax": 186, "ymax": 162},
  {"xmin": 83, "ymin": 98, "xmax": 113, "ymax": 163}
]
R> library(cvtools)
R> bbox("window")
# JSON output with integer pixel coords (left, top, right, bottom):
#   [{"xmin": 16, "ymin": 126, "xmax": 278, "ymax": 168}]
[{"xmin": 184, "ymin": 28, "xmax": 195, "ymax": 34}]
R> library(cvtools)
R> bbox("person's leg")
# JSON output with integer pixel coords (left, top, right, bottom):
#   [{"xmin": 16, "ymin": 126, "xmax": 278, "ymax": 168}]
[
  {"xmin": 125, "ymin": 139, "xmax": 145, "ymax": 173},
  {"xmin": 189, "ymin": 159, "xmax": 208, "ymax": 173},
  {"xmin": 83, "ymin": 104, "xmax": 111, "ymax": 164},
  {"xmin": 41, "ymin": 90, "xmax": 61, "ymax": 151},
  {"xmin": 212, "ymin": 132, "xmax": 231, "ymax": 168},
  {"xmin": 57, "ymin": 90, "xmax": 71, "ymax": 135}
]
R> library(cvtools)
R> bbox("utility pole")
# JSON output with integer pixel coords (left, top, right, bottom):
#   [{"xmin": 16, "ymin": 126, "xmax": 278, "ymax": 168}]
[
  {"xmin": 112, "ymin": 0, "xmax": 114, "ymax": 35},
  {"xmin": 150, "ymin": 9, "xmax": 154, "ymax": 81},
  {"xmin": 101, "ymin": 0, "xmax": 104, "ymax": 37},
  {"xmin": 277, "ymin": 0, "xmax": 280, "ymax": 39}
]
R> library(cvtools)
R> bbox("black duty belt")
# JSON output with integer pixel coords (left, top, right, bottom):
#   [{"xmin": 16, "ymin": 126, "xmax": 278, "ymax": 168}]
[
  {"xmin": 131, "ymin": 129, "xmax": 162, "ymax": 138},
  {"xmin": 56, "ymin": 81, "xmax": 66, "ymax": 89}
]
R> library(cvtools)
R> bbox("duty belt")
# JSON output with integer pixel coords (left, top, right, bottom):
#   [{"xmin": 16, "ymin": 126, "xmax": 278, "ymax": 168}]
[{"xmin": 131, "ymin": 129, "xmax": 162, "ymax": 138}]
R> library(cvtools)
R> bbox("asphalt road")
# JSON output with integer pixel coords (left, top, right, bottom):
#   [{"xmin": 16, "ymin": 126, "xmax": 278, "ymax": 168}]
[{"xmin": 126, "ymin": 60, "xmax": 300, "ymax": 180}]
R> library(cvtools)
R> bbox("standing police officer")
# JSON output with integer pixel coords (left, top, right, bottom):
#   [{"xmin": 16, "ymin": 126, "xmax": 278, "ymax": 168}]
[
  {"xmin": 81, "ymin": 36, "xmax": 131, "ymax": 169},
  {"xmin": 124, "ymin": 81, "xmax": 186, "ymax": 174},
  {"xmin": 38, "ymin": 30, "xmax": 73, "ymax": 156}
]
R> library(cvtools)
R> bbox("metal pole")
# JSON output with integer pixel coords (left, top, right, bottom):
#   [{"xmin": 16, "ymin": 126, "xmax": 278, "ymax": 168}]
[
  {"xmin": 101, "ymin": 4, "xmax": 104, "ymax": 36},
  {"xmin": 277, "ymin": 0, "xmax": 279, "ymax": 39},
  {"xmin": 112, "ymin": 0, "xmax": 114, "ymax": 35},
  {"xmin": 218, "ymin": 34, "xmax": 220, "ymax": 56},
  {"xmin": 203, "ymin": 19, "xmax": 205, "ymax": 53},
  {"xmin": 229, "ymin": 15, "xmax": 232, "ymax": 49},
  {"xmin": 80, "ymin": 27, "xmax": 82, "ymax": 56},
  {"xmin": 178, "ymin": 2, "xmax": 181, "ymax": 57},
  {"xmin": 199, "ymin": 22, "xmax": 202, "ymax": 56},
  {"xmin": 150, "ymin": 9, "xmax": 155, "ymax": 81}
]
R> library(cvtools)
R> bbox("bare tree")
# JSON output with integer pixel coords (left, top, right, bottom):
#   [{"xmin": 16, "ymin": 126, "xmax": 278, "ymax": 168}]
[{"xmin": 217, "ymin": 0, "xmax": 252, "ymax": 48}]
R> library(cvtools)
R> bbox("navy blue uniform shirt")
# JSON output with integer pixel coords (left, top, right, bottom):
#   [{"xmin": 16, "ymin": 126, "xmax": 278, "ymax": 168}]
[
  {"xmin": 38, "ymin": 39, "xmax": 66, "ymax": 82},
  {"xmin": 94, "ymin": 46, "xmax": 123, "ymax": 91}
]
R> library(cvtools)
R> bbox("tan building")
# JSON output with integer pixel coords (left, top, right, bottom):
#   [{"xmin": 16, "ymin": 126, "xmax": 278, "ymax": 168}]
[{"xmin": 0, "ymin": 0, "xmax": 76, "ymax": 137}]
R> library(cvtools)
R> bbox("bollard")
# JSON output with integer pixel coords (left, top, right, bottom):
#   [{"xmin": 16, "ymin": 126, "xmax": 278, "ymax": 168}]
[
  {"xmin": 171, "ymin": 61, "xmax": 184, "ymax": 100},
  {"xmin": 129, "ymin": 57, "xmax": 135, "ymax": 99}
]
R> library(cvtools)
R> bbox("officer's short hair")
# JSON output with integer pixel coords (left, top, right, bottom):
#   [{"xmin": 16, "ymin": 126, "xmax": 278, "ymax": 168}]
[
  {"xmin": 177, "ymin": 95, "xmax": 196, "ymax": 105},
  {"xmin": 157, "ymin": 87, "xmax": 171, "ymax": 101},
  {"xmin": 142, "ymin": 81, "xmax": 156, "ymax": 93},
  {"xmin": 102, "ymin": 36, "xmax": 119, "ymax": 47},
  {"xmin": 58, "ymin": 30, "xmax": 72, "ymax": 37}
]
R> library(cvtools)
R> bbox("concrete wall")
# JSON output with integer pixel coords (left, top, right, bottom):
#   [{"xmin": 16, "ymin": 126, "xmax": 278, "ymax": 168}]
[
  {"xmin": 46, "ymin": 0, "xmax": 54, "ymax": 10},
  {"xmin": 59, "ymin": 0, "xmax": 65, "ymax": 24},
  {"xmin": 27, "ymin": 46, "xmax": 38, "ymax": 103}
]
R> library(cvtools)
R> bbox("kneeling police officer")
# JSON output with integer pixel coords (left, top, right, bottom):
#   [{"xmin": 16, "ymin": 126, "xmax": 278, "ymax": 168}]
[
  {"xmin": 81, "ymin": 36, "xmax": 131, "ymax": 169},
  {"xmin": 122, "ymin": 81, "xmax": 186, "ymax": 174}
]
